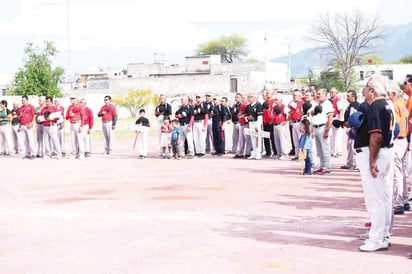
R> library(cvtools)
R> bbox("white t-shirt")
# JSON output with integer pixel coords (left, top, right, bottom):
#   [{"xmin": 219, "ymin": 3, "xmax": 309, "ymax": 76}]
[{"xmin": 312, "ymin": 100, "xmax": 333, "ymax": 126}]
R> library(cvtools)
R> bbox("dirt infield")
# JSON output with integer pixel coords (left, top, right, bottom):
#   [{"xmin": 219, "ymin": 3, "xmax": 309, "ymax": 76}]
[{"xmin": 0, "ymin": 136, "xmax": 411, "ymax": 273}]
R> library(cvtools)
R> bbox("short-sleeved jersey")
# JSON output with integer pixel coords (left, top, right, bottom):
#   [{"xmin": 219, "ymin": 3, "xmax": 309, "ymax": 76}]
[
  {"xmin": 367, "ymin": 99, "xmax": 393, "ymax": 148},
  {"xmin": 245, "ymin": 102, "xmax": 263, "ymax": 122},
  {"xmin": 40, "ymin": 105, "xmax": 57, "ymax": 126},
  {"xmin": 18, "ymin": 104, "xmax": 36, "ymax": 125},
  {"xmin": 311, "ymin": 100, "xmax": 333, "ymax": 126},
  {"xmin": 171, "ymin": 127, "xmax": 181, "ymax": 142},
  {"xmin": 202, "ymin": 101, "xmax": 214, "ymax": 116},
  {"xmin": 98, "ymin": 104, "xmax": 117, "ymax": 122},
  {"xmin": 175, "ymin": 104, "xmax": 194, "ymax": 125},
  {"xmin": 354, "ymin": 102, "xmax": 370, "ymax": 149},
  {"xmin": 393, "ymin": 98, "xmax": 409, "ymax": 138},
  {"xmin": 273, "ymin": 104, "xmax": 287, "ymax": 124},
  {"xmin": 155, "ymin": 103, "xmax": 172, "ymax": 117},
  {"xmin": 193, "ymin": 103, "xmax": 207, "ymax": 121},
  {"xmin": 135, "ymin": 116, "xmax": 150, "ymax": 127},
  {"xmin": 288, "ymin": 100, "xmax": 304, "ymax": 121},
  {"xmin": 231, "ymin": 103, "xmax": 241, "ymax": 123}
]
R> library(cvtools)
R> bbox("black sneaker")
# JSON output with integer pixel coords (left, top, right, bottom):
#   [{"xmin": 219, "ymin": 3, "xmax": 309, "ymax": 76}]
[
  {"xmin": 404, "ymin": 203, "xmax": 410, "ymax": 211},
  {"xmin": 233, "ymin": 155, "xmax": 243, "ymax": 158}
]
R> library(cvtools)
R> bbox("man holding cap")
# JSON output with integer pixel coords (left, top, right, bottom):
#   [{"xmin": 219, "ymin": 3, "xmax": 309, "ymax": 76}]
[
  {"xmin": 98, "ymin": 95, "xmax": 118, "ymax": 155},
  {"xmin": 66, "ymin": 95, "xmax": 85, "ymax": 159},
  {"xmin": 18, "ymin": 95, "xmax": 36, "ymax": 159},
  {"xmin": 245, "ymin": 93, "xmax": 263, "ymax": 160},
  {"xmin": 193, "ymin": 94, "xmax": 208, "ymax": 156}
]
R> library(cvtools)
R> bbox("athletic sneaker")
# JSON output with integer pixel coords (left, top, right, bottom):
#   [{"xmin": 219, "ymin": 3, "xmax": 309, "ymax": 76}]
[{"xmin": 359, "ymin": 239, "xmax": 389, "ymax": 252}]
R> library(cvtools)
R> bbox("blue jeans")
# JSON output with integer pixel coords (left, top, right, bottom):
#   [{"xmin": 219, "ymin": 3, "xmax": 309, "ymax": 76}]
[{"xmin": 304, "ymin": 149, "xmax": 312, "ymax": 174}]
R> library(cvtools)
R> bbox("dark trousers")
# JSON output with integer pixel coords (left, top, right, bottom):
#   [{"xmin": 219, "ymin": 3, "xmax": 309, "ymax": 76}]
[
  {"xmin": 304, "ymin": 149, "xmax": 312, "ymax": 174},
  {"xmin": 289, "ymin": 124, "xmax": 295, "ymax": 155},
  {"xmin": 263, "ymin": 124, "xmax": 276, "ymax": 156},
  {"xmin": 212, "ymin": 121, "xmax": 225, "ymax": 154}
]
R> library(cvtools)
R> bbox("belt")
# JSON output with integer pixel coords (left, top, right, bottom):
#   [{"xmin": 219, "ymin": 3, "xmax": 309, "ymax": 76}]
[
  {"xmin": 273, "ymin": 123, "xmax": 284, "ymax": 126},
  {"xmin": 43, "ymin": 124, "xmax": 55, "ymax": 127},
  {"xmin": 233, "ymin": 121, "xmax": 238, "ymax": 124},
  {"xmin": 194, "ymin": 120, "xmax": 204, "ymax": 123},
  {"xmin": 181, "ymin": 122, "xmax": 189, "ymax": 126},
  {"xmin": 12, "ymin": 123, "xmax": 19, "ymax": 126},
  {"xmin": 355, "ymin": 148, "xmax": 363, "ymax": 153},
  {"xmin": 314, "ymin": 124, "xmax": 326, "ymax": 128},
  {"xmin": 291, "ymin": 120, "xmax": 301, "ymax": 124},
  {"xmin": 0, "ymin": 124, "xmax": 7, "ymax": 126},
  {"xmin": 397, "ymin": 137, "xmax": 405, "ymax": 139},
  {"xmin": 102, "ymin": 120, "xmax": 112, "ymax": 123}
]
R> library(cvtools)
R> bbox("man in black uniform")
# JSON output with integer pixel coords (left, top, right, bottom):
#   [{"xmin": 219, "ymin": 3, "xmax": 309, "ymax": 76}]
[
  {"xmin": 193, "ymin": 94, "xmax": 208, "ymax": 156},
  {"xmin": 230, "ymin": 93, "xmax": 242, "ymax": 154},
  {"xmin": 211, "ymin": 97, "xmax": 225, "ymax": 156},
  {"xmin": 175, "ymin": 96, "xmax": 195, "ymax": 159},
  {"xmin": 341, "ymin": 90, "xmax": 361, "ymax": 169},
  {"xmin": 203, "ymin": 92, "xmax": 214, "ymax": 154},
  {"xmin": 245, "ymin": 93, "xmax": 263, "ymax": 160},
  {"xmin": 155, "ymin": 94, "xmax": 172, "ymax": 156},
  {"xmin": 355, "ymin": 76, "xmax": 394, "ymax": 252},
  {"xmin": 10, "ymin": 101, "xmax": 23, "ymax": 154}
]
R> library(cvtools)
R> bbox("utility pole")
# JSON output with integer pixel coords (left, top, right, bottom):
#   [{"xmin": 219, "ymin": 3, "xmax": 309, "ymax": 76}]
[
  {"xmin": 66, "ymin": 0, "xmax": 72, "ymax": 84},
  {"xmin": 288, "ymin": 44, "xmax": 291, "ymax": 83}
]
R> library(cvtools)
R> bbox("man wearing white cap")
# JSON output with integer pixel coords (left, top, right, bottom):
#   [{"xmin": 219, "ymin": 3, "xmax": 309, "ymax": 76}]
[{"xmin": 66, "ymin": 95, "xmax": 85, "ymax": 159}]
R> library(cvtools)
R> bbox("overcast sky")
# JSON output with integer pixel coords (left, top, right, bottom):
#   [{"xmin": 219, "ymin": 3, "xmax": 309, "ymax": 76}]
[{"xmin": 0, "ymin": 0, "xmax": 411, "ymax": 75}]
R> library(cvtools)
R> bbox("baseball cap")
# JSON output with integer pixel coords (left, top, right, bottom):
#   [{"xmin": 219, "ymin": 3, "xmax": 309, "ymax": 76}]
[
  {"xmin": 70, "ymin": 94, "xmax": 79, "ymax": 99},
  {"xmin": 348, "ymin": 111, "xmax": 365, "ymax": 130}
]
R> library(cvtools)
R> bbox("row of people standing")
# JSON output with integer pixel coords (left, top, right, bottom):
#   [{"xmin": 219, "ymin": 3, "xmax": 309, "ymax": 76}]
[{"xmin": 0, "ymin": 94, "xmax": 117, "ymax": 159}]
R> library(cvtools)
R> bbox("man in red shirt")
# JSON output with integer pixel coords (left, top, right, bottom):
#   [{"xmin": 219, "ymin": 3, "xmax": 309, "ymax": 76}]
[
  {"xmin": 41, "ymin": 96, "xmax": 62, "ymax": 158},
  {"xmin": 66, "ymin": 95, "xmax": 85, "ymax": 159},
  {"xmin": 98, "ymin": 95, "xmax": 117, "ymax": 155},
  {"xmin": 81, "ymin": 98, "xmax": 94, "ymax": 157},
  {"xmin": 54, "ymin": 98, "xmax": 66, "ymax": 156},
  {"xmin": 288, "ymin": 90, "xmax": 304, "ymax": 160},
  {"xmin": 329, "ymin": 87, "xmax": 344, "ymax": 157},
  {"xmin": 35, "ymin": 96, "xmax": 46, "ymax": 158},
  {"xmin": 17, "ymin": 95, "xmax": 36, "ymax": 159},
  {"xmin": 234, "ymin": 94, "xmax": 252, "ymax": 158},
  {"xmin": 272, "ymin": 95, "xmax": 289, "ymax": 160},
  {"xmin": 263, "ymin": 89, "xmax": 276, "ymax": 158}
]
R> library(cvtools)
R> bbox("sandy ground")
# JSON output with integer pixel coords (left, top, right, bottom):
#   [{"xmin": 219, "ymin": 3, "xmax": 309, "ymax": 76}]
[{"xmin": 0, "ymin": 135, "xmax": 411, "ymax": 274}]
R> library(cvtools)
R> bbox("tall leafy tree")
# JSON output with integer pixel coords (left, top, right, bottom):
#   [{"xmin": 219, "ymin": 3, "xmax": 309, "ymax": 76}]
[
  {"xmin": 112, "ymin": 89, "xmax": 158, "ymax": 118},
  {"xmin": 9, "ymin": 41, "xmax": 64, "ymax": 97},
  {"xmin": 308, "ymin": 10, "xmax": 384, "ymax": 91},
  {"xmin": 196, "ymin": 34, "xmax": 249, "ymax": 63},
  {"xmin": 399, "ymin": 54, "xmax": 412, "ymax": 64}
]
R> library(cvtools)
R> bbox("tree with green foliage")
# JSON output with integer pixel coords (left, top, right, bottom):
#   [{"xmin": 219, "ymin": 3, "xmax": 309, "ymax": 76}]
[
  {"xmin": 399, "ymin": 54, "xmax": 412, "ymax": 64},
  {"xmin": 112, "ymin": 89, "xmax": 158, "ymax": 118},
  {"xmin": 195, "ymin": 34, "xmax": 249, "ymax": 63},
  {"xmin": 8, "ymin": 41, "xmax": 64, "ymax": 97}
]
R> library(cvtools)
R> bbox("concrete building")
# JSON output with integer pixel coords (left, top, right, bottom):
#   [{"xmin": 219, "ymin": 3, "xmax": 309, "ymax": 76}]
[
  {"xmin": 85, "ymin": 55, "xmax": 289, "ymax": 97},
  {"xmin": 353, "ymin": 63, "xmax": 412, "ymax": 86}
]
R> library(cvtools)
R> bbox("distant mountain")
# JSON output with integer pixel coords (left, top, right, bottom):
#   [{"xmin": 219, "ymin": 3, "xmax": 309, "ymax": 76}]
[{"xmin": 271, "ymin": 22, "xmax": 412, "ymax": 78}]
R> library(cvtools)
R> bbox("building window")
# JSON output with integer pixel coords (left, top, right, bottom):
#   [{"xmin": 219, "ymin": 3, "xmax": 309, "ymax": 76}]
[
  {"xmin": 230, "ymin": 75, "xmax": 237, "ymax": 93},
  {"xmin": 381, "ymin": 70, "xmax": 393, "ymax": 80},
  {"xmin": 360, "ymin": 71, "xmax": 364, "ymax": 80}
]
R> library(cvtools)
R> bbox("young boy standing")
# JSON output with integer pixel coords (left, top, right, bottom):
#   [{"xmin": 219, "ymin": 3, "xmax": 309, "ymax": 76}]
[
  {"xmin": 135, "ymin": 109, "xmax": 150, "ymax": 159},
  {"xmin": 171, "ymin": 119, "xmax": 181, "ymax": 159}
]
